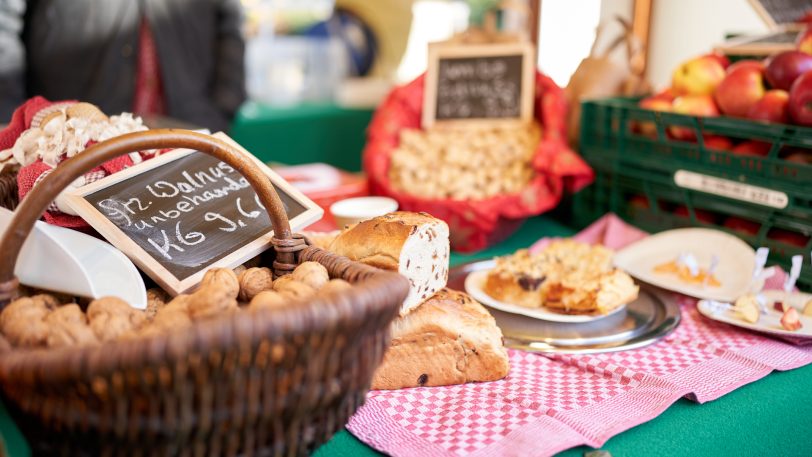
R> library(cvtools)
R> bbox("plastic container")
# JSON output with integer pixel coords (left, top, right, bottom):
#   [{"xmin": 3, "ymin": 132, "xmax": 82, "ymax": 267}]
[
  {"xmin": 246, "ymin": 35, "xmax": 348, "ymax": 106},
  {"xmin": 573, "ymin": 97, "xmax": 812, "ymax": 289}
]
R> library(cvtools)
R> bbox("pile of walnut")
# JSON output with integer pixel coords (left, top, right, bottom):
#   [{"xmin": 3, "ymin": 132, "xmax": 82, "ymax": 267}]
[
  {"xmin": 0, "ymin": 262, "xmax": 351, "ymax": 350},
  {"xmin": 388, "ymin": 123, "xmax": 541, "ymax": 200}
]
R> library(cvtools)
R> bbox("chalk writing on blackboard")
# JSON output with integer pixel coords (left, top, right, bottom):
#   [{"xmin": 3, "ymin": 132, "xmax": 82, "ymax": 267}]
[
  {"xmin": 423, "ymin": 42, "xmax": 535, "ymax": 128},
  {"xmin": 66, "ymin": 133, "xmax": 323, "ymax": 295},
  {"xmin": 436, "ymin": 55, "xmax": 523, "ymax": 120}
]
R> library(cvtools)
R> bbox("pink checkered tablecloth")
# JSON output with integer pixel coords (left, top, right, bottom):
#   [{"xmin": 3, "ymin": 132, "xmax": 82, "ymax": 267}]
[{"xmin": 347, "ymin": 215, "xmax": 812, "ymax": 457}]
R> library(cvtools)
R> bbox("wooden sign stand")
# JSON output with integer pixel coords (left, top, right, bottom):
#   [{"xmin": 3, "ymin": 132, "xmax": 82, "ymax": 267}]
[
  {"xmin": 422, "ymin": 41, "xmax": 535, "ymax": 129},
  {"xmin": 65, "ymin": 132, "xmax": 323, "ymax": 296}
]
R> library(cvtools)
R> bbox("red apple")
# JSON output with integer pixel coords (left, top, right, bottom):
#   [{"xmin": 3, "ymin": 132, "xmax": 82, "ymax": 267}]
[
  {"xmin": 724, "ymin": 217, "xmax": 760, "ymax": 236},
  {"xmin": 788, "ymin": 71, "xmax": 812, "ymax": 126},
  {"xmin": 780, "ymin": 147, "xmax": 812, "ymax": 164},
  {"xmin": 651, "ymin": 87, "xmax": 676, "ymax": 102},
  {"xmin": 637, "ymin": 95, "xmax": 673, "ymax": 137},
  {"xmin": 747, "ymin": 89, "xmax": 790, "ymax": 124},
  {"xmin": 797, "ymin": 26, "xmax": 812, "ymax": 55},
  {"xmin": 673, "ymin": 205, "xmax": 717, "ymax": 224},
  {"xmin": 768, "ymin": 228, "xmax": 811, "ymax": 247},
  {"xmin": 765, "ymin": 51, "xmax": 812, "ymax": 90},
  {"xmin": 672, "ymin": 55, "xmax": 726, "ymax": 96},
  {"xmin": 732, "ymin": 140, "xmax": 772, "ymax": 157},
  {"xmin": 780, "ymin": 307, "xmax": 803, "ymax": 331},
  {"xmin": 669, "ymin": 95, "xmax": 719, "ymax": 140},
  {"xmin": 715, "ymin": 61, "xmax": 767, "ymax": 117},
  {"xmin": 629, "ymin": 195, "xmax": 650, "ymax": 210},
  {"xmin": 727, "ymin": 59, "xmax": 765, "ymax": 73},
  {"xmin": 704, "ymin": 135, "xmax": 734, "ymax": 151},
  {"xmin": 703, "ymin": 52, "xmax": 730, "ymax": 70}
]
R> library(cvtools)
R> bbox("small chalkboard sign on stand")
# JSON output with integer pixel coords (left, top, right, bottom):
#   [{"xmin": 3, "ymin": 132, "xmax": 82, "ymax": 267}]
[
  {"xmin": 65, "ymin": 132, "xmax": 323, "ymax": 295},
  {"xmin": 422, "ymin": 41, "xmax": 535, "ymax": 128}
]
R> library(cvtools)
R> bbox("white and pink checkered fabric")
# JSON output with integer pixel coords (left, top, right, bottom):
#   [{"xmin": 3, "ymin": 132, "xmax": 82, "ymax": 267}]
[{"xmin": 347, "ymin": 214, "xmax": 812, "ymax": 457}]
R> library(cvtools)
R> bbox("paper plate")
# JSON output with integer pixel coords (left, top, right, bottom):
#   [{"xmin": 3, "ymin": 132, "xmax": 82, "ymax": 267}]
[
  {"xmin": 614, "ymin": 228, "xmax": 754, "ymax": 302},
  {"xmin": 697, "ymin": 296, "xmax": 812, "ymax": 340},
  {"xmin": 464, "ymin": 266, "xmax": 627, "ymax": 323}
]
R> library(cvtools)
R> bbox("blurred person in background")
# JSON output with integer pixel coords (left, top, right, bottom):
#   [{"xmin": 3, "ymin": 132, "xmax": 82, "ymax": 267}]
[{"xmin": 0, "ymin": 0, "xmax": 246, "ymax": 132}]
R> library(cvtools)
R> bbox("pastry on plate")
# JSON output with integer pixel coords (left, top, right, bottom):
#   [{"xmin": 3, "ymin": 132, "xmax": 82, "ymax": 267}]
[{"xmin": 484, "ymin": 239, "xmax": 638, "ymax": 315}]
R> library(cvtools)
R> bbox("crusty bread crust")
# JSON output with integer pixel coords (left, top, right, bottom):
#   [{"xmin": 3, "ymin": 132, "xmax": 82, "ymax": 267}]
[
  {"xmin": 371, "ymin": 288, "xmax": 509, "ymax": 390},
  {"xmin": 329, "ymin": 212, "xmax": 441, "ymax": 270},
  {"xmin": 329, "ymin": 211, "xmax": 450, "ymax": 314}
]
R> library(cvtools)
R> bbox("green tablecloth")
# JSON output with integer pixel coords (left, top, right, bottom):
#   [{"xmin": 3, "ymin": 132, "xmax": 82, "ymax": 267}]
[
  {"xmin": 1, "ymin": 217, "xmax": 811, "ymax": 456},
  {"xmin": 230, "ymin": 102, "xmax": 374, "ymax": 172}
]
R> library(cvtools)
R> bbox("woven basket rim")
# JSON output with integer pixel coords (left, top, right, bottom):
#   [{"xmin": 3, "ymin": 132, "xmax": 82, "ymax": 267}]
[{"xmin": 0, "ymin": 246, "xmax": 408, "ymax": 384}]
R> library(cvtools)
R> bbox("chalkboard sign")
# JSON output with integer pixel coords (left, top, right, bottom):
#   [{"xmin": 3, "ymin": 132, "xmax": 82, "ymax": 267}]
[
  {"xmin": 422, "ymin": 42, "xmax": 535, "ymax": 128},
  {"xmin": 748, "ymin": 0, "xmax": 810, "ymax": 28},
  {"xmin": 65, "ymin": 133, "xmax": 323, "ymax": 295}
]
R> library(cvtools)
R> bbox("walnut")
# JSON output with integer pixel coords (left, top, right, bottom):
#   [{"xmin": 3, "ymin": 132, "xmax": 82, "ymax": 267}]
[
  {"xmin": 200, "ymin": 268, "xmax": 239, "ymax": 299},
  {"xmin": 163, "ymin": 294, "xmax": 191, "ymax": 313},
  {"xmin": 30, "ymin": 294, "xmax": 61, "ymax": 309},
  {"xmin": 45, "ymin": 304, "xmax": 98, "ymax": 348},
  {"xmin": 138, "ymin": 308, "xmax": 192, "ymax": 337},
  {"xmin": 145, "ymin": 288, "xmax": 169, "ymax": 320},
  {"xmin": 188, "ymin": 284, "xmax": 239, "ymax": 320},
  {"xmin": 87, "ymin": 297, "xmax": 147, "ymax": 342},
  {"xmin": 320, "ymin": 279, "xmax": 353, "ymax": 294},
  {"xmin": 0, "ymin": 295, "xmax": 56, "ymax": 347},
  {"xmin": 238, "ymin": 267, "xmax": 274, "ymax": 302},
  {"xmin": 137, "ymin": 296, "xmax": 193, "ymax": 338},
  {"xmin": 292, "ymin": 262, "xmax": 329, "ymax": 290},
  {"xmin": 248, "ymin": 290, "xmax": 290, "ymax": 312},
  {"xmin": 272, "ymin": 274, "xmax": 295, "ymax": 291},
  {"xmin": 274, "ymin": 279, "xmax": 315, "ymax": 300}
]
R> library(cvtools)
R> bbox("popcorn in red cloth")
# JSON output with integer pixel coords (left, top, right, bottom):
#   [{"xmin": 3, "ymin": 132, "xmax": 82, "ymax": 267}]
[
  {"xmin": 0, "ymin": 97, "xmax": 156, "ymax": 228},
  {"xmin": 364, "ymin": 73, "xmax": 594, "ymax": 252}
]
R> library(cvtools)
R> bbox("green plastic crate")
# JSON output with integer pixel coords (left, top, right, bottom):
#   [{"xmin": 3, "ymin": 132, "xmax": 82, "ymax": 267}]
[{"xmin": 574, "ymin": 97, "xmax": 812, "ymax": 290}]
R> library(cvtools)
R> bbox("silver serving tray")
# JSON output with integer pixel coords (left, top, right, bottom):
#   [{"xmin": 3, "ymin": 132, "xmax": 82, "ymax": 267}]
[{"xmin": 448, "ymin": 260, "xmax": 681, "ymax": 354}]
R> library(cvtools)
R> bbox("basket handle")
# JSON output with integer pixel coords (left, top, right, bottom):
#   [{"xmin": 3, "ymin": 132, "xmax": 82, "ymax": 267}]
[{"xmin": 0, "ymin": 129, "xmax": 301, "ymax": 305}]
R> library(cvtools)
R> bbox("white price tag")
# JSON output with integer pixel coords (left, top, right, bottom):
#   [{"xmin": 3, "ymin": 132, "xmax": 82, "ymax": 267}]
[
  {"xmin": 753, "ymin": 247, "xmax": 769, "ymax": 281},
  {"xmin": 677, "ymin": 252, "xmax": 699, "ymax": 277},
  {"xmin": 704, "ymin": 254, "xmax": 720, "ymax": 287},
  {"xmin": 783, "ymin": 255, "xmax": 803, "ymax": 293},
  {"xmin": 674, "ymin": 170, "xmax": 788, "ymax": 209}
]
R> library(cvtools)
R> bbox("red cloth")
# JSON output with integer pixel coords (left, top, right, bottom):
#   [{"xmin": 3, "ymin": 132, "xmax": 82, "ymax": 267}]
[
  {"xmin": 364, "ymin": 72, "xmax": 594, "ymax": 252},
  {"xmin": 1, "ymin": 97, "xmax": 142, "ymax": 228},
  {"xmin": 133, "ymin": 18, "xmax": 166, "ymax": 116},
  {"xmin": 0, "ymin": 96, "xmax": 58, "ymax": 152},
  {"xmin": 16, "ymin": 157, "xmax": 134, "ymax": 228}
]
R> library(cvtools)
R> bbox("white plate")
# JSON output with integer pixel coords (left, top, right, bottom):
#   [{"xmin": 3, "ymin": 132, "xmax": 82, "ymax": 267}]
[
  {"xmin": 697, "ymin": 296, "xmax": 812, "ymax": 340},
  {"xmin": 614, "ymin": 228, "xmax": 754, "ymax": 302},
  {"xmin": 464, "ymin": 269, "xmax": 627, "ymax": 323}
]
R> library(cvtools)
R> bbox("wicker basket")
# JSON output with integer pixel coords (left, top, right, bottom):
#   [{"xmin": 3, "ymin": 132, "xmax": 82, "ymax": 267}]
[{"xmin": 0, "ymin": 130, "xmax": 409, "ymax": 456}]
